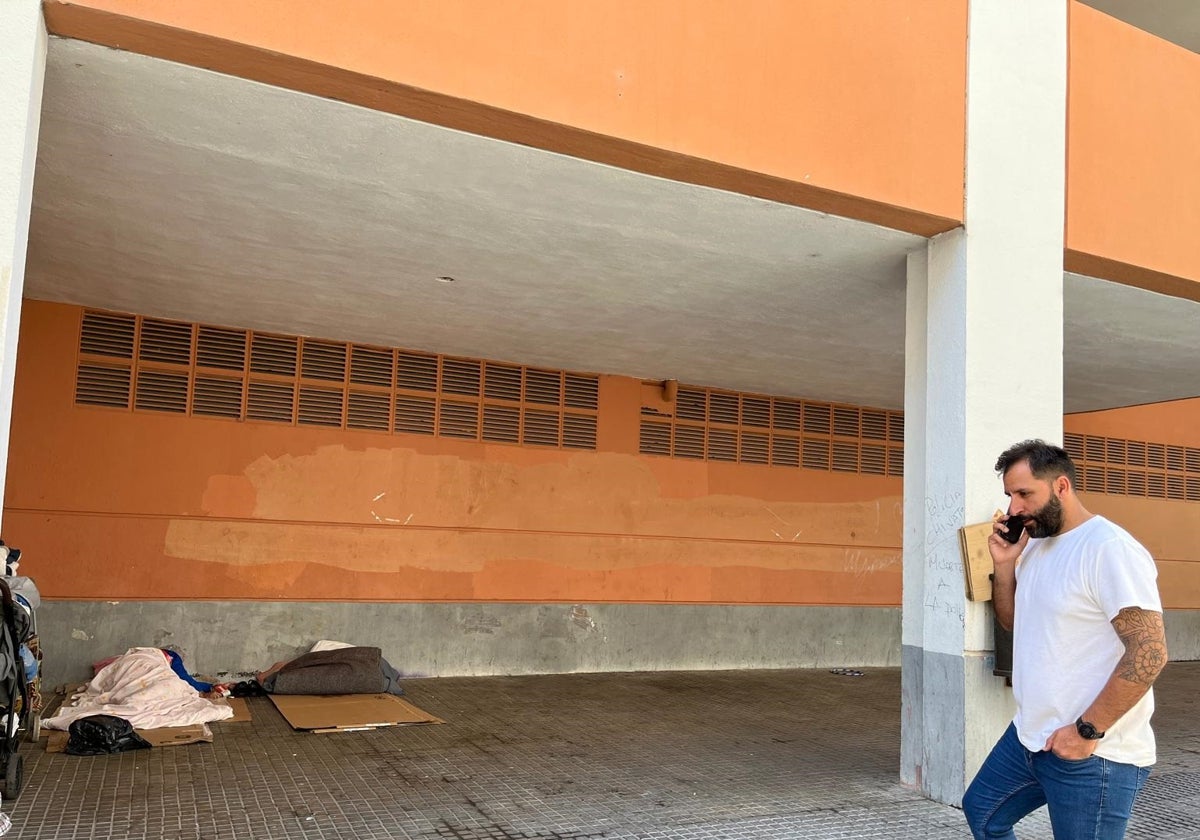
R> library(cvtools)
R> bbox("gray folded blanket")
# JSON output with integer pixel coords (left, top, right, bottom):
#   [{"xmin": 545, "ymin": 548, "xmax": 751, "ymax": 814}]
[{"xmin": 262, "ymin": 646, "xmax": 387, "ymax": 695}]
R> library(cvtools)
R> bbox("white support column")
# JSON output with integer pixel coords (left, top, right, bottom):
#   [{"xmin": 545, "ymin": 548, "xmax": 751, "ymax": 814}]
[
  {"xmin": 900, "ymin": 0, "xmax": 1067, "ymax": 805},
  {"xmin": 0, "ymin": 0, "xmax": 47, "ymax": 525}
]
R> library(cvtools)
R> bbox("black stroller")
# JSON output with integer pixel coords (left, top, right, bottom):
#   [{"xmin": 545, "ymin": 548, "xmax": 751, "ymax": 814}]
[{"xmin": 0, "ymin": 577, "xmax": 32, "ymax": 800}]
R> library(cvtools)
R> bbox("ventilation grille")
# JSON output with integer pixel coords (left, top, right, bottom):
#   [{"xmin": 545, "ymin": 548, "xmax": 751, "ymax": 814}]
[
  {"xmin": 74, "ymin": 309, "xmax": 599, "ymax": 451},
  {"xmin": 1065, "ymin": 432, "xmax": 1200, "ymax": 502},
  {"xmin": 639, "ymin": 384, "xmax": 904, "ymax": 477}
]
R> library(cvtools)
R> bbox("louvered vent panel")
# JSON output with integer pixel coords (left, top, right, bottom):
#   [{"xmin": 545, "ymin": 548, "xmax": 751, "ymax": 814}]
[
  {"xmin": 710, "ymin": 393, "xmax": 739, "ymax": 425},
  {"xmin": 1085, "ymin": 436, "xmax": 1105, "ymax": 463},
  {"xmin": 740, "ymin": 432, "xmax": 769, "ymax": 464},
  {"xmin": 708, "ymin": 429, "xmax": 737, "ymax": 462},
  {"xmin": 1167, "ymin": 475, "xmax": 1185, "ymax": 501},
  {"xmin": 802, "ymin": 438, "xmax": 830, "ymax": 470},
  {"xmin": 1148, "ymin": 474, "xmax": 1166, "ymax": 499},
  {"xmin": 298, "ymin": 387, "xmax": 344, "ymax": 427},
  {"xmin": 484, "ymin": 364, "xmax": 522, "ymax": 401},
  {"xmin": 193, "ymin": 377, "xmax": 244, "ymax": 419},
  {"xmin": 1083, "ymin": 466, "xmax": 1104, "ymax": 492},
  {"xmin": 773, "ymin": 400, "xmax": 801, "ymax": 431},
  {"xmin": 397, "ymin": 352, "xmax": 438, "ymax": 392},
  {"xmin": 676, "ymin": 388, "xmax": 706, "ymax": 421},
  {"xmin": 832, "ymin": 441, "xmax": 859, "ymax": 473},
  {"xmin": 247, "ymin": 382, "xmax": 295, "ymax": 422},
  {"xmin": 1187, "ymin": 448, "xmax": 1200, "ymax": 473},
  {"xmin": 1187, "ymin": 477, "xmax": 1200, "ymax": 503},
  {"xmin": 301, "ymin": 340, "xmax": 347, "ymax": 382},
  {"xmin": 1127, "ymin": 471, "xmax": 1147, "ymax": 497},
  {"xmin": 439, "ymin": 401, "xmax": 480, "ymax": 439},
  {"xmin": 741, "ymin": 397, "xmax": 770, "ymax": 428},
  {"xmin": 75, "ymin": 364, "xmax": 131, "ymax": 407},
  {"xmin": 134, "ymin": 369, "xmax": 188, "ymax": 413},
  {"xmin": 525, "ymin": 369, "xmax": 561, "ymax": 406},
  {"xmin": 139, "ymin": 319, "xmax": 192, "ymax": 364},
  {"xmin": 347, "ymin": 391, "xmax": 389, "ymax": 430},
  {"xmin": 1147, "ymin": 444, "xmax": 1165, "ymax": 470},
  {"xmin": 250, "ymin": 335, "xmax": 298, "ymax": 376},
  {"xmin": 803, "ymin": 403, "xmax": 831, "ymax": 435},
  {"xmin": 861, "ymin": 410, "xmax": 887, "ymax": 441},
  {"xmin": 1126, "ymin": 441, "xmax": 1147, "ymax": 467},
  {"xmin": 1106, "ymin": 438, "xmax": 1127, "ymax": 465},
  {"xmin": 1105, "ymin": 468, "xmax": 1126, "ymax": 495},
  {"xmin": 860, "ymin": 444, "xmax": 887, "ymax": 475},
  {"xmin": 1167, "ymin": 445, "xmax": 1185, "ymax": 472},
  {"xmin": 443, "ymin": 358, "xmax": 481, "ymax": 396},
  {"xmin": 522, "ymin": 409, "xmax": 559, "ymax": 447},
  {"xmin": 1064, "ymin": 433, "xmax": 1085, "ymax": 461},
  {"xmin": 196, "ymin": 327, "xmax": 246, "ymax": 370},
  {"xmin": 833, "ymin": 406, "xmax": 860, "ymax": 438},
  {"xmin": 81, "ymin": 311, "xmax": 135, "ymax": 358},
  {"xmin": 564, "ymin": 374, "xmax": 599, "ymax": 410},
  {"xmin": 562, "ymin": 414, "xmax": 597, "ymax": 450},
  {"xmin": 394, "ymin": 395, "xmax": 435, "ymax": 435},
  {"xmin": 349, "ymin": 346, "xmax": 393, "ymax": 387},
  {"xmin": 887, "ymin": 447, "xmax": 904, "ymax": 477},
  {"xmin": 673, "ymin": 425, "xmax": 705, "ymax": 459},
  {"xmin": 640, "ymin": 421, "xmax": 670, "ymax": 455},
  {"xmin": 887, "ymin": 412, "xmax": 904, "ymax": 443},
  {"xmin": 482, "ymin": 405, "xmax": 520, "ymax": 443},
  {"xmin": 771, "ymin": 436, "xmax": 800, "ymax": 467}
]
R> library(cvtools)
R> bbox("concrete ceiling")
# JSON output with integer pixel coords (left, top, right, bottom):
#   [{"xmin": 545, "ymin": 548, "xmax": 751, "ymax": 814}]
[
  {"xmin": 25, "ymin": 38, "xmax": 1200, "ymax": 414},
  {"xmin": 1081, "ymin": 0, "xmax": 1200, "ymax": 54}
]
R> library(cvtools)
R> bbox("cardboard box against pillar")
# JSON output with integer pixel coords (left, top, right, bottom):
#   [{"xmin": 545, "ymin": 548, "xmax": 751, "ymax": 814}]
[{"xmin": 959, "ymin": 520, "xmax": 996, "ymax": 601}]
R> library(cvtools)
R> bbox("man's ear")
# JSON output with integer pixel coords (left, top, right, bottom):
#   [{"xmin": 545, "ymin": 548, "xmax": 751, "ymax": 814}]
[{"xmin": 1055, "ymin": 474, "xmax": 1072, "ymax": 496}]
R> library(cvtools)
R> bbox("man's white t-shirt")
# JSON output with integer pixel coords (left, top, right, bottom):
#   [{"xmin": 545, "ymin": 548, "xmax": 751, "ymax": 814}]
[{"xmin": 1012, "ymin": 515, "xmax": 1162, "ymax": 767}]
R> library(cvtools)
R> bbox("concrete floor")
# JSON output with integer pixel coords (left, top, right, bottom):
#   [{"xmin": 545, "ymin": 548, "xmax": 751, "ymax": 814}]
[{"xmin": 4, "ymin": 663, "xmax": 1199, "ymax": 839}]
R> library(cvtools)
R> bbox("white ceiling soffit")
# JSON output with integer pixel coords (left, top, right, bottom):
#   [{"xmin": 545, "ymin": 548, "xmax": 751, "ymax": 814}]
[
  {"xmin": 1081, "ymin": 1, "xmax": 1200, "ymax": 55},
  {"xmin": 1064, "ymin": 273, "xmax": 1200, "ymax": 413},
  {"xmin": 26, "ymin": 39, "xmax": 1200, "ymax": 413}
]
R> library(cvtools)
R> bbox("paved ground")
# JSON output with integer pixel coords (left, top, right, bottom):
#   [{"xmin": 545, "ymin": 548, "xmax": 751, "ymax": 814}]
[{"xmin": 4, "ymin": 662, "xmax": 1199, "ymax": 839}]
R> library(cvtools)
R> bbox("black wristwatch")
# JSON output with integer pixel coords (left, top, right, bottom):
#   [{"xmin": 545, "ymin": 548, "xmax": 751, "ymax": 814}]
[{"xmin": 1075, "ymin": 717, "xmax": 1105, "ymax": 740}]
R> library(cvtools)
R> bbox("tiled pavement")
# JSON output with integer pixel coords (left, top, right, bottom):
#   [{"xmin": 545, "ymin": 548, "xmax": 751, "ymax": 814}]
[{"xmin": 4, "ymin": 662, "xmax": 1199, "ymax": 839}]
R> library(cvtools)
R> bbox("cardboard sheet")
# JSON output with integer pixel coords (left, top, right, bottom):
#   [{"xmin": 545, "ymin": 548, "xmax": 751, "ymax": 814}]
[
  {"xmin": 268, "ymin": 693, "xmax": 443, "ymax": 732},
  {"xmin": 959, "ymin": 513, "xmax": 1003, "ymax": 602},
  {"xmin": 46, "ymin": 723, "xmax": 213, "ymax": 753},
  {"xmin": 213, "ymin": 696, "xmax": 251, "ymax": 723}
]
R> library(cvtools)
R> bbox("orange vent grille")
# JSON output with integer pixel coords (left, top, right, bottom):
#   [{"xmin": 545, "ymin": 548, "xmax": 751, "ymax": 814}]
[
  {"xmin": 1065, "ymin": 433, "xmax": 1200, "ymax": 502},
  {"xmin": 76, "ymin": 310, "xmax": 599, "ymax": 451},
  {"xmin": 639, "ymin": 385, "xmax": 904, "ymax": 477}
]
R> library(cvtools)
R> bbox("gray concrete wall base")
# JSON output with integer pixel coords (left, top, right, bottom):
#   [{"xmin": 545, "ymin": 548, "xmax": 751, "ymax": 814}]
[
  {"xmin": 35, "ymin": 601, "xmax": 903, "ymax": 688},
  {"xmin": 1166, "ymin": 610, "xmax": 1200, "ymax": 662}
]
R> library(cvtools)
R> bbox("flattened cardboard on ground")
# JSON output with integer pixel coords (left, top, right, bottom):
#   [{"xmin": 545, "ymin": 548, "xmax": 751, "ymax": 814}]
[
  {"xmin": 213, "ymin": 696, "xmax": 251, "ymax": 722},
  {"xmin": 46, "ymin": 723, "xmax": 213, "ymax": 753},
  {"xmin": 269, "ymin": 693, "xmax": 443, "ymax": 732}
]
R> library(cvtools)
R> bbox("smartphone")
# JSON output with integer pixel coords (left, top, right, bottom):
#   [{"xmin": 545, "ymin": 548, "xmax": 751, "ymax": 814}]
[{"xmin": 1001, "ymin": 513, "xmax": 1025, "ymax": 544}]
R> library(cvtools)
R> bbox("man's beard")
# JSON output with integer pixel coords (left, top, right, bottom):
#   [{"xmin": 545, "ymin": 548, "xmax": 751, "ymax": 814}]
[{"xmin": 1025, "ymin": 493, "xmax": 1064, "ymax": 538}]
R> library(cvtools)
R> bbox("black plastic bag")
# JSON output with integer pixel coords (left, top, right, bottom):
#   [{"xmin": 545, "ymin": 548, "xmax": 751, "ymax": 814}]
[{"xmin": 65, "ymin": 715, "xmax": 152, "ymax": 756}]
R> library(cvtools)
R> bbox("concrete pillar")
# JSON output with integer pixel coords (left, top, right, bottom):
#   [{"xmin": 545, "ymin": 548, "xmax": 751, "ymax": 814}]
[
  {"xmin": 900, "ymin": 0, "xmax": 1067, "ymax": 805},
  {"xmin": 0, "ymin": 0, "xmax": 47, "ymax": 525}
]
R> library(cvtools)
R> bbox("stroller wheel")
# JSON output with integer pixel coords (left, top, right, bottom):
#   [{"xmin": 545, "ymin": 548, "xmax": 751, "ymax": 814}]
[
  {"xmin": 0, "ymin": 753, "xmax": 22, "ymax": 800},
  {"xmin": 25, "ymin": 712, "xmax": 40, "ymax": 743}
]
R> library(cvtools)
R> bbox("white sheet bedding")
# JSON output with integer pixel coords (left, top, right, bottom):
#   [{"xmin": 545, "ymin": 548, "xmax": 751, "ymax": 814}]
[{"xmin": 43, "ymin": 647, "xmax": 234, "ymax": 731}]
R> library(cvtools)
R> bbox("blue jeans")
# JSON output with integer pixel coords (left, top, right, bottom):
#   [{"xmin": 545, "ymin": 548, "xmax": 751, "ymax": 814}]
[{"xmin": 963, "ymin": 723, "xmax": 1151, "ymax": 840}]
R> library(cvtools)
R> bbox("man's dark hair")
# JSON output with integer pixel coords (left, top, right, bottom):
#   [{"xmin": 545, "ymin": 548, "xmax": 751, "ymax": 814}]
[{"xmin": 995, "ymin": 439, "xmax": 1077, "ymax": 486}]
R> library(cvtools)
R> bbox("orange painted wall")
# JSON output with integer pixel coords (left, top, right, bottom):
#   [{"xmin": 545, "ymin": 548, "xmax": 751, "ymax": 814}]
[
  {"xmin": 2, "ymin": 301, "xmax": 903, "ymax": 605},
  {"xmin": 43, "ymin": 0, "xmax": 968, "ymax": 235},
  {"xmin": 1066, "ymin": 401, "xmax": 1200, "ymax": 609},
  {"xmin": 1067, "ymin": 2, "xmax": 1200, "ymax": 297}
]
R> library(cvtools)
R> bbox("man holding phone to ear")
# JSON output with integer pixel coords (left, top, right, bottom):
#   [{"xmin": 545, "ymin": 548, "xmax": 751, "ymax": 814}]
[{"xmin": 963, "ymin": 439, "xmax": 1168, "ymax": 840}]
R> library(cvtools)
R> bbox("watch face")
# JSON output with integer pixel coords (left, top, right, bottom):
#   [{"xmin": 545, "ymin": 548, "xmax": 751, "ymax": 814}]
[{"xmin": 1076, "ymin": 718, "xmax": 1101, "ymax": 739}]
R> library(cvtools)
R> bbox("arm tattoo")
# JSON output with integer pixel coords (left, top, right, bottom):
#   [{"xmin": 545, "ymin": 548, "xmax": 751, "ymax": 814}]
[{"xmin": 1112, "ymin": 607, "xmax": 1168, "ymax": 685}]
